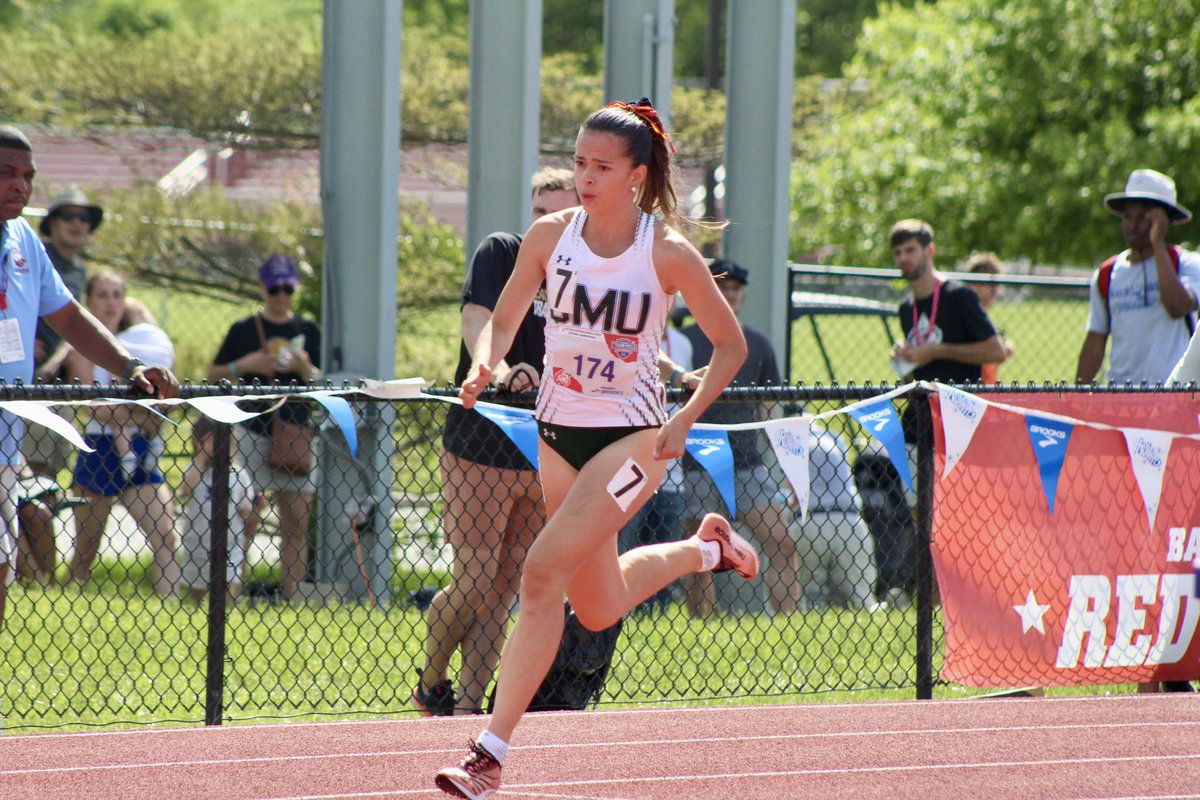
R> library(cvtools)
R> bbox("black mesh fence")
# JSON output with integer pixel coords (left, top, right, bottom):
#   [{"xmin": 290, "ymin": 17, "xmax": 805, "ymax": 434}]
[
  {"xmin": 0, "ymin": 383, "xmax": 941, "ymax": 730},
  {"xmin": 785, "ymin": 263, "xmax": 1091, "ymax": 385},
  {"xmin": 26, "ymin": 382, "xmax": 1184, "ymax": 730}
]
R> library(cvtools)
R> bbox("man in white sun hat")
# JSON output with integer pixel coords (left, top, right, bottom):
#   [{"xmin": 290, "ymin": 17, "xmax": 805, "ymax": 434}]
[{"xmin": 1075, "ymin": 169, "xmax": 1199, "ymax": 385}]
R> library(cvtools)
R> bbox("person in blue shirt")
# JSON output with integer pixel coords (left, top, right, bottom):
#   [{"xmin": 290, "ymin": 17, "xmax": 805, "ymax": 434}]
[{"xmin": 0, "ymin": 125, "xmax": 178, "ymax": 629}]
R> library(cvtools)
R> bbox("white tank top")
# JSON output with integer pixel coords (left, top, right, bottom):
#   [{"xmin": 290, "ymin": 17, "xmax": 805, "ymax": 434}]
[{"xmin": 536, "ymin": 209, "xmax": 670, "ymax": 427}]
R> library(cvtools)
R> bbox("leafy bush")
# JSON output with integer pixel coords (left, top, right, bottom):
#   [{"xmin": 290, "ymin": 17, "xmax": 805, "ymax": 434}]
[{"xmin": 77, "ymin": 183, "xmax": 464, "ymax": 381}]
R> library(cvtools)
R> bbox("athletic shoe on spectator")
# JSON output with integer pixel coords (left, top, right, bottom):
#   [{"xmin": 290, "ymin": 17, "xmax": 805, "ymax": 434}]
[
  {"xmin": 435, "ymin": 739, "xmax": 502, "ymax": 799},
  {"xmin": 412, "ymin": 673, "xmax": 456, "ymax": 717},
  {"xmin": 697, "ymin": 512, "xmax": 760, "ymax": 580}
]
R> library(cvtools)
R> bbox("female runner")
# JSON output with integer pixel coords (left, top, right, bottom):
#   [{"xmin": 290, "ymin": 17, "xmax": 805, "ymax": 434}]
[{"xmin": 436, "ymin": 98, "xmax": 759, "ymax": 799}]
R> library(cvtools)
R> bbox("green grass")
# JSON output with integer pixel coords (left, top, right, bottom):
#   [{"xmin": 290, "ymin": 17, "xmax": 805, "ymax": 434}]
[
  {"xmin": 143, "ymin": 277, "xmax": 1092, "ymax": 390},
  {"xmin": 1, "ymin": 555, "xmax": 1133, "ymax": 732},
  {"xmin": 129, "ymin": 283, "xmax": 463, "ymax": 385},
  {"xmin": 789, "ymin": 293, "xmax": 1092, "ymax": 386},
  {"xmin": 3, "ymin": 285, "xmax": 1118, "ymax": 733}
]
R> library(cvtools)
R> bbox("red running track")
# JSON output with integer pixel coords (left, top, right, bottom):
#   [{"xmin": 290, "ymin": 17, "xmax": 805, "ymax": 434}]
[{"xmin": 1, "ymin": 695, "xmax": 1197, "ymax": 799}]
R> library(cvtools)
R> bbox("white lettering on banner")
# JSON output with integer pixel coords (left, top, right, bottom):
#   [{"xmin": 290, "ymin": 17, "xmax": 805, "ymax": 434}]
[
  {"xmin": 1055, "ymin": 573, "xmax": 1199, "ymax": 668},
  {"xmin": 1166, "ymin": 527, "xmax": 1200, "ymax": 563},
  {"xmin": 1056, "ymin": 575, "xmax": 1110, "ymax": 668},
  {"xmin": 858, "ymin": 407, "xmax": 892, "ymax": 432},
  {"xmin": 1029, "ymin": 424, "xmax": 1067, "ymax": 447},
  {"xmin": 688, "ymin": 436, "xmax": 726, "ymax": 457},
  {"xmin": 1103, "ymin": 574, "xmax": 1158, "ymax": 667},
  {"xmin": 1147, "ymin": 574, "xmax": 1198, "ymax": 666}
]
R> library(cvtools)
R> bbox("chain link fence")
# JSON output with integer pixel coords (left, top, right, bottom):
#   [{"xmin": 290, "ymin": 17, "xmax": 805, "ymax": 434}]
[
  {"xmin": 2, "ymin": 383, "xmax": 942, "ymax": 731},
  {"xmin": 786, "ymin": 263, "xmax": 1092, "ymax": 384}
]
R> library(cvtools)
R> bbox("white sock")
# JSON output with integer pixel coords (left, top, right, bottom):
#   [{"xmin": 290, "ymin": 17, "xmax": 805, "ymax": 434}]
[
  {"xmin": 477, "ymin": 730, "xmax": 508, "ymax": 765},
  {"xmin": 119, "ymin": 450, "xmax": 138, "ymax": 479},
  {"xmin": 693, "ymin": 537, "xmax": 721, "ymax": 572},
  {"xmin": 143, "ymin": 438, "xmax": 164, "ymax": 471}
]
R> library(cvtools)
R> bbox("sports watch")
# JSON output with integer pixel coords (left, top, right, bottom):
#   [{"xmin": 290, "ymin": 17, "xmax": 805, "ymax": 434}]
[{"xmin": 121, "ymin": 356, "xmax": 147, "ymax": 379}]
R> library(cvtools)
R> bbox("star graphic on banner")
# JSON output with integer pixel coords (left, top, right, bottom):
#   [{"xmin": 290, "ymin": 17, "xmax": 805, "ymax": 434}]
[{"xmin": 1013, "ymin": 589, "xmax": 1051, "ymax": 635}]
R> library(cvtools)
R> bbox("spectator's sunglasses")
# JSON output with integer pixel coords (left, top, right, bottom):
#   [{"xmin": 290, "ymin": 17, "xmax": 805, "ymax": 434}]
[{"xmin": 267, "ymin": 285, "xmax": 295, "ymax": 296}]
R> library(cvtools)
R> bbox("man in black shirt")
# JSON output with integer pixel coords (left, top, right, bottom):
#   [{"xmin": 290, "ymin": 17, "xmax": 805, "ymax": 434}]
[
  {"xmin": 680, "ymin": 260, "xmax": 797, "ymax": 616},
  {"xmin": 885, "ymin": 219, "xmax": 1006, "ymax": 603},
  {"xmin": 889, "ymin": 220, "xmax": 1007, "ymax": 386},
  {"xmin": 414, "ymin": 168, "xmax": 577, "ymax": 716}
]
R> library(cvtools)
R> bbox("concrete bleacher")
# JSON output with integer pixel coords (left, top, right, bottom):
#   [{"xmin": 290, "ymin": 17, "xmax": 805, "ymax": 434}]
[
  {"xmin": 24, "ymin": 130, "xmax": 471, "ymax": 235},
  {"xmin": 27, "ymin": 132, "xmax": 206, "ymax": 199},
  {"xmin": 25, "ymin": 130, "xmax": 706, "ymax": 238}
]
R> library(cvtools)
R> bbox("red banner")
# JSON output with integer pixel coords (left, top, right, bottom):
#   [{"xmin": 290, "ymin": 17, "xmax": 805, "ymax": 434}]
[{"xmin": 932, "ymin": 392, "xmax": 1200, "ymax": 687}]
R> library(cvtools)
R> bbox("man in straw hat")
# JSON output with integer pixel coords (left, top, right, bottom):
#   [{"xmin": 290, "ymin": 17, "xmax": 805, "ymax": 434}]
[{"xmin": 1075, "ymin": 168, "xmax": 1200, "ymax": 385}]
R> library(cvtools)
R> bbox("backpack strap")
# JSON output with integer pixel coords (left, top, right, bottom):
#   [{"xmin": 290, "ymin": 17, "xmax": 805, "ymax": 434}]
[
  {"xmin": 1098, "ymin": 246, "xmax": 1192, "ymax": 334},
  {"xmin": 254, "ymin": 313, "xmax": 268, "ymax": 349},
  {"xmin": 1097, "ymin": 255, "xmax": 1119, "ymax": 330}
]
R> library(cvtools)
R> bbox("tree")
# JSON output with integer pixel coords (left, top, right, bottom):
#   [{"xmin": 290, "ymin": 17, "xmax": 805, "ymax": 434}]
[{"xmin": 789, "ymin": 0, "xmax": 1200, "ymax": 268}]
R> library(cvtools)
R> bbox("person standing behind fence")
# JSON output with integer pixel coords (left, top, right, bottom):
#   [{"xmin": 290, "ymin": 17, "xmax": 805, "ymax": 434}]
[
  {"xmin": 1075, "ymin": 169, "xmax": 1199, "ymax": 386},
  {"xmin": 415, "ymin": 167, "xmax": 578, "ymax": 717},
  {"xmin": 434, "ymin": 98, "xmax": 756, "ymax": 799},
  {"xmin": 965, "ymin": 252, "xmax": 1016, "ymax": 385},
  {"xmin": 65, "ymin": 273, "xmax": 181, "ymax": 598},
  {"xmin": 0, "ymin": 125, "xmax": 179, "ymax": 629},
  {"xmin": 679, "ymin": 259, "xmax": 798, "ymax": 617},
  {"xmin": 21, "ymin": 187, "xmax": 98, "ymax": 479},
  {"xmin": 178, "ymin": 415, "xmax": 256, "ymax": 605},
  {"xmin": 208, "ymin": 255, "xmax": 321, "ymax": 602},
  {"xmin": 790, "ymin": 423, "xmax": 877, "ymax": 609},
  {"xmin": 888, "ymin": 220, "xmax": 1008, "ymax": 387},
  {"xmin": 886, "ymin": 220, "xmax": 1006, "ymax": 605}
]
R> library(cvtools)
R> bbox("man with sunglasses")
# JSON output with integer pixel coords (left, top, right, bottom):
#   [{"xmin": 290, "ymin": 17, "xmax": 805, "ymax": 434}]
[
  {"xmin": 209, "ymin": 255, "xmax": 321, "ymax": 601},
  {"xmin": 36, "ymin": 188, "xmax": 100, "ymax": 372},
  {"xmin": 19, "ymin": 189, "xmax": 103, "ymax": 485},
  {"xmin": 0, "ymin": 125, "xmax": 179, "ymax": 628}
]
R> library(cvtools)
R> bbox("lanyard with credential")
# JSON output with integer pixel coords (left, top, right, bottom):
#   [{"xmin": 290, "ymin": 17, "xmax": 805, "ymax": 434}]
[
  {"xmin": 0, "ymin": 247, "xmax": 8, "ymax": 316},
  {"xmin": 911, "ymin": 277, "xmax": 941, "ymax": 346},
  {"xmin": 0, "ymin": 223, "xmax": 8, "ymax": 314}
]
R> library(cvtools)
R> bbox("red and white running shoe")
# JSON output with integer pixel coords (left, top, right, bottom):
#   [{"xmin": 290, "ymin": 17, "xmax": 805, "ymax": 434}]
[
  {"xmin": 435, "ymin": 739, "xmax": 502, "ymax": 799},
  {"xmin": 696, "ymin": 512, "xmax": 760, "ymax": 580}
]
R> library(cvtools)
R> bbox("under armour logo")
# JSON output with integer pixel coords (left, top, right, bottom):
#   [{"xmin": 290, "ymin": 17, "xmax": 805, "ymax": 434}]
[
  {"xmin": 555, "ymin": 255, "xmax": 572, "ymax": 266},
  {"xmin": 542, "ymin": 429, "xmax": 557, "ymax": 440}
]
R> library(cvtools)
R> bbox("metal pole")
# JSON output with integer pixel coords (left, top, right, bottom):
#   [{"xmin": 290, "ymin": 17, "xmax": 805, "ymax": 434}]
[
  {"xmin": 466, "ymin": 0, "xmax": 543, "ymax": 259},
  {"xmin": 723, "ymin": 0, "xmax": 795, "ymax": 362},
  {"xmin": 204, "ymin": 422, "xmax": 232, "ymax": 726},
  {"xmin": 701, "ymin": 0, "xmax": 722, "ymax": 251},
  {"xmin": 914, "ymin": 388, "xmax": 935, "ymax": 700}
]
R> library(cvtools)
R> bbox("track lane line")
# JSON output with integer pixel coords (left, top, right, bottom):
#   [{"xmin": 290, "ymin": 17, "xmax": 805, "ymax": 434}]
[
  {"xmin": 1, "ymin": 693, "xmax": 1180, "ymax": 741},
  {"xmin": 250, "ymin": 792, "xmax": 635, "ymax": 800},
  {"xmin": 2, "ymin": 720, "xmax": 1196, "ymax": 777},
  {"xmin": 499, "ymin": 753, "xmax": 1200, "ymax": 791}
]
